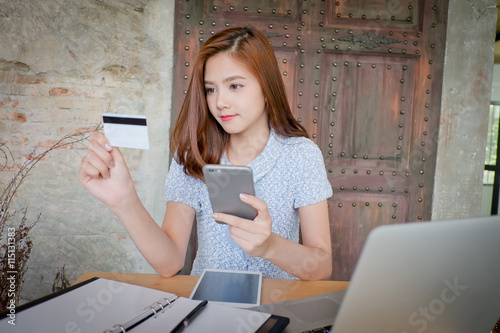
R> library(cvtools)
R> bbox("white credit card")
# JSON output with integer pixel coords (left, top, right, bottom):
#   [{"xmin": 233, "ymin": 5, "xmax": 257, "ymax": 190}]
[{"xmin": 102, "ymin": 113, "xmax": 150, "ymax": 150}]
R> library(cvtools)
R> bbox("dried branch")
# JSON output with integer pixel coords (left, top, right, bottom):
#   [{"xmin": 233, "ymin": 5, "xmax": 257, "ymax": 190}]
[
  {"xmin": 52, "ymin": 265, "xmax": 71, "ymax": 292},
  {"xmin": 0, "ymin": 126, "xmax": 99, "ymax": 312}
]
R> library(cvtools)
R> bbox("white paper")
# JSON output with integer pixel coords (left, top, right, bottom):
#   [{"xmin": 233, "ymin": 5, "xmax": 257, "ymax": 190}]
[{"xmin": 0, "ymin": 278, "xmax": 176, "ymax": 332}]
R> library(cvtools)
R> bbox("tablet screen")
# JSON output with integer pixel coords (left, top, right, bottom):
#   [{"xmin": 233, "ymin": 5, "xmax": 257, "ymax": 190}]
[{"xmin": 190, "ymin": 269, "xmax": 262, "ymax": 308}]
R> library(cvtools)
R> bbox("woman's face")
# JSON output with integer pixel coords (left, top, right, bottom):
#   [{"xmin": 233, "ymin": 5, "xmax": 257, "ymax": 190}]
[{"xmin": 204, "ymin": 52, "xmax": 268, "ymax": 137}]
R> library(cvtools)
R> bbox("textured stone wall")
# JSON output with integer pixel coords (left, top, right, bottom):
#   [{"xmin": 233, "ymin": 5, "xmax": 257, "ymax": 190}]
[
  {"xmin": 0, "ymin": 0, "xmax": 174, "ymax": 301},
  {"xmin": 432, "ymin": 0, "xmax": 496, "ymax": 219}
]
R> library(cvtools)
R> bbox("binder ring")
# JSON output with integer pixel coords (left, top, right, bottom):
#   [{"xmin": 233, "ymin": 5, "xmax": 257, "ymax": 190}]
[
  {"xmin": 111, "ymin": 324, "xmax": 127, "ymax": 333},
  {"xmin": 150, "ymin": 305, "xmax": 158, "ymax": 318},
  {"xmin": 158, "ymin": 297, "xmax": 171, "ymax": 312}
]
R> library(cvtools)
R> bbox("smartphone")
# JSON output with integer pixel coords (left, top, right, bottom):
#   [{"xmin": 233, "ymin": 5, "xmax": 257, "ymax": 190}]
[{"xmin": 203, "ymin": 164, "xmax": 257, "ymax": 222}]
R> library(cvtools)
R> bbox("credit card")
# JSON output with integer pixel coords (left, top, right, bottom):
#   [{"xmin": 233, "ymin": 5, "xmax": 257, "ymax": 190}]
[{"xmin": 102, "ymin": 113, "xmax": 149, "ymax": 150}]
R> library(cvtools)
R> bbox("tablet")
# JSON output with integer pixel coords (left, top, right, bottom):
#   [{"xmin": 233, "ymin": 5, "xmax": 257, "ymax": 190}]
[{"xmin": 190, "ymin": 269, "xmax": 262, "ymax": 308}]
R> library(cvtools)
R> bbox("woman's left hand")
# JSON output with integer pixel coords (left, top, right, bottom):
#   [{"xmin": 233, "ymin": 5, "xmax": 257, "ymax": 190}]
[{"xmin": 211, "ymin": 193, "xmax": 274, "ymax": 258}]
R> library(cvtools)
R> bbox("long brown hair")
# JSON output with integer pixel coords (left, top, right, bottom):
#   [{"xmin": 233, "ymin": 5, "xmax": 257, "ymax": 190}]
[{"xmin": 170, "ymin": 26, "xmax": 308, "ymax": 179}]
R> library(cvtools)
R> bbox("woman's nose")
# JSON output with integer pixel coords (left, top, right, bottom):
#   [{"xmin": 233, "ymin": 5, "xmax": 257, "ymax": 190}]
[{"xmin": 216, "ymin": 90, "xmax": 230, "ymax": 109}]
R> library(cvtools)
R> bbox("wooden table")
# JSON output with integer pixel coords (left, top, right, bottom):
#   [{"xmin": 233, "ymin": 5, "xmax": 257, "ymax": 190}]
[{"xmin": 75, "ymin": 271, "xmax": 349, "ymax": 305}]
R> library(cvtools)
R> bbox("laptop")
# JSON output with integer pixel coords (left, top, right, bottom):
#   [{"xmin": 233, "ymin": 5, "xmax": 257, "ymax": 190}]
[{"xmin": 251, "ymin": 215, "xmax": 500, "ymax": 333}]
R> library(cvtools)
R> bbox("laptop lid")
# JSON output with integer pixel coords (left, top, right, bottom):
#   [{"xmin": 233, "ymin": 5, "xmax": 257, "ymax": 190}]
[{"xmin": 332, "ymin": 215, "xmax": 500, "ymax": 333}]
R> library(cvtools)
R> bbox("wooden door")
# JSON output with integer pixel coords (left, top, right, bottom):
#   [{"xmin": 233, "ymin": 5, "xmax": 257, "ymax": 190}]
[{"xmin": 172, "ymin": 0, "xmax": 448, "ymax": 280}]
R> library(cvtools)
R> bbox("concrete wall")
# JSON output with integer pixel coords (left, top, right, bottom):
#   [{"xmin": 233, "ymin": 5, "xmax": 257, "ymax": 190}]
[
  {"xmin": 432, "ymin": 0, "xmax": 497, "ymax": 220},
  {"xmin": 0, "ymin": 0, "xmax": 174, "ymax": 301}
]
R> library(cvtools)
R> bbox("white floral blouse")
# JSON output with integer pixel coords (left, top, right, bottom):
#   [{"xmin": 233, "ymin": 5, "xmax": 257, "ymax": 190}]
[{"xmin": 164, "ymin": 129, "xmax": 333, "ymax": 279}]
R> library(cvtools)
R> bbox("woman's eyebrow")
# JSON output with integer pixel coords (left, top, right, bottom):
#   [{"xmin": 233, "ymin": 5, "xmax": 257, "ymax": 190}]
[{"xmin": 204, "ymin": 75, "xmax": 246, "ymax": 85}]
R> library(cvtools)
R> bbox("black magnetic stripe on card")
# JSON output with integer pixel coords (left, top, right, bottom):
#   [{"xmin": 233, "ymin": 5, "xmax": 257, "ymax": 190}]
[{"xmin": 103, "ymin": 116, "xmax": 147, "ymax": 126}]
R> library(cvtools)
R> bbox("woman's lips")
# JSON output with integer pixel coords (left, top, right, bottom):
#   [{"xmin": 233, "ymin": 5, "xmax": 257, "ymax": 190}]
[{"xmin": 221, "ymin": 115, "xmax": 237, "ymax": 122}]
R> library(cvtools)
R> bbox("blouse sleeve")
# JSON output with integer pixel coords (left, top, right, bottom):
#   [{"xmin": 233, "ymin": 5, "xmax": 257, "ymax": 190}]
[
  {"xmin": 164, "ymin": 158, "xmax": 202, "ymax": 211},
  {"xmin": 293, "ymin": 141, "xmax": 333, "ymax": 209}
]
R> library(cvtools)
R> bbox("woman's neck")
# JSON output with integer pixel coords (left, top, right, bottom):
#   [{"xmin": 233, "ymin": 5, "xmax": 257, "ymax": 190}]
[{"xmin": 226, "ymin": 126, "xmax": 270, "ymax": 166}]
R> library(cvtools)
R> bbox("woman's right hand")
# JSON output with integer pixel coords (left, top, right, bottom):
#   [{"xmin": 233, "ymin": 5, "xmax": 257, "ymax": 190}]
[{"xmin": 78, "ymin": 131, "xmax": 137, "ymax": 210}]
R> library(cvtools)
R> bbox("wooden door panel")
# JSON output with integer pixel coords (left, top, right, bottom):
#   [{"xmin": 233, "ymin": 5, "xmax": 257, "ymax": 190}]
[
  {"xmin": 319, "ymin": 53, "xmax": 416, "ymax": 170},
  {"xmin": 329, "ymin": 191, "xmax": 408, "ymax": 278},
  {"xmin": 325, "ymin": 0, "xmax": 423, "ymax": 30},
  {"xmin": 173, "ymin": 0, "xmax": 448, "ymax": 280}
]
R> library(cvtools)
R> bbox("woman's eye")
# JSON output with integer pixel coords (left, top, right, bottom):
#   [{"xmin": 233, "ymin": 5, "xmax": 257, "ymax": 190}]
[
  {"xmin": 230, "ymin": 83, "xmax": 242, "ymax": 90},
  {"xmin": 205, "ymin": 87, "xmax": 215, "ymax": 94}
]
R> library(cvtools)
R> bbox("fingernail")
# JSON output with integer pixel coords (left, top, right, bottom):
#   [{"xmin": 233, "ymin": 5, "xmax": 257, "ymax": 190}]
[
  {"xmin": 109, "ymin": 161, "xmax": 115, "ymax": 168},
  {"xmin": 211, "ymin": 213, "xmax": 217, "ymax": 219},
  {"xmin": 105, "ymin": 143, "xmax": 112, "ymax": 151},
  {"xmin": 239, "ymin": 193, "xmax": 248, "ymax": 200}
]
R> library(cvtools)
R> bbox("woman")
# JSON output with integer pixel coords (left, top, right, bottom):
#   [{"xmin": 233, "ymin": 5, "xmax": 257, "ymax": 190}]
[{"xmin": 78, "ymin": 27, "xmax": 333, "ymax": 280}]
